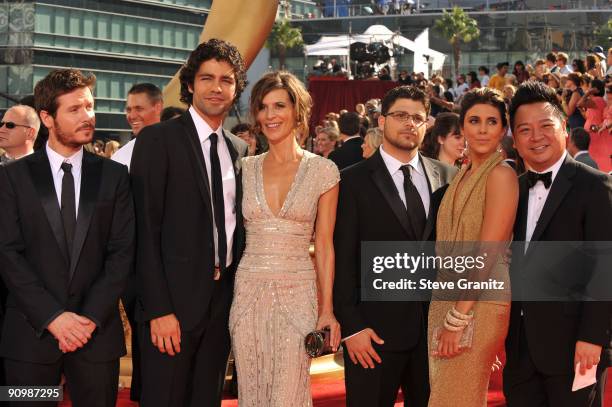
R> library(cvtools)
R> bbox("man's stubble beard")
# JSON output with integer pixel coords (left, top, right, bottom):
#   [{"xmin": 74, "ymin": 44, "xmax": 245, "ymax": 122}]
[{"xmin": 54, "ymin": 119, "xmax": 94, "ymax": 149}]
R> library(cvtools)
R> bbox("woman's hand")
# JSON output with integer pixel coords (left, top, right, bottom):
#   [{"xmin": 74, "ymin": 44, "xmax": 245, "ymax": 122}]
[
  {"xmin": 433, "ymin": 327, "xmax": 464, "ymax": 359},
  {"xmin": 316, "ymin": 311, "xmax": 341, "ymax": 352}
]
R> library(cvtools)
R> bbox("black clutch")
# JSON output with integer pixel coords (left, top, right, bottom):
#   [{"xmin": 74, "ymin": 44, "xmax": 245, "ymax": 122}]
[{"xmin": 305, "ymin": 328, "xmax": 333, "ymax": 358}]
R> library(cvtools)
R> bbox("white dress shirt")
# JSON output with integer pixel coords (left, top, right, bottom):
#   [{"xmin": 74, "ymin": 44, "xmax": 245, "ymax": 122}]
[
  {"xmin": 189, "ymin": 106, "xmax": 236, "ymax": 267},
  {"xmin": 379, "ymin": 145, "xmax": 430, "ymax": 217},
  {"xmin": 525, "ymin": 151, "xmax": 567, "ymax": 247},
  {"xmin": 111, "ymin": 138, "xmax": 136, "ymax": 171},
  {"xmin": 46, "ymin": 142, "xmax": 83, "ymax": 216},
  {"xmin": 342, "ymin": 146, "xmax": 431, "ymax": 342}
]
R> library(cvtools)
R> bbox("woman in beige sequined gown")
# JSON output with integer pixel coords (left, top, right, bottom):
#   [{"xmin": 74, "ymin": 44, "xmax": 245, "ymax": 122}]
[
  {"xmin": 229, "ymin": 72, "xmax": 341, "ymax": 407},
  {"xmin": 428, "ymin": 88, "xmax": 518, "ymax": 407}
]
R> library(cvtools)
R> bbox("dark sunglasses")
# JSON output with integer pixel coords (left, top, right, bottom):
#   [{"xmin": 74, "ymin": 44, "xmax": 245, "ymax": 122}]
[{"xmin": 0, "ymin": 121, "xmax": 30, "ymax": 129}]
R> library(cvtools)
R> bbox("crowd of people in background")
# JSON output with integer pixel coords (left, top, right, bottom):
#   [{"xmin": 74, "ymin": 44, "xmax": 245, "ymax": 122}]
[
  {"xmin": 304, "ymin": 45, "xmax": 612, "ymax": 172},
  {"xmin": 0, "ymin": 35, "xmax": 611, "ymax": 407}
]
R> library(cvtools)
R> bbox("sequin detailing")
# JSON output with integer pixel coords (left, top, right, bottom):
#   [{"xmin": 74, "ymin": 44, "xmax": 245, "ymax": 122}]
[{"xmin": 229, "ymin": 151, "xmax": 340, "ymax": 407}]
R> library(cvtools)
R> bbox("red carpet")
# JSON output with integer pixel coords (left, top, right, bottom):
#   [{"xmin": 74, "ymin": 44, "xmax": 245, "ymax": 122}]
[{"xmin": 59, "ymin": 368, "xmax": 612, "ymax": 406}]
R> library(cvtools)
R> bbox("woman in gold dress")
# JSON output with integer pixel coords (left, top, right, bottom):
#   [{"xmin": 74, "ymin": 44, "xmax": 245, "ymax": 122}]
[
  {"xmin": 229, "ymin": 72, "xmax": 341, "ymax": 406},
  {"xmin": 428, "ymin": 88, "xmax": 519, "ymax": 406}
]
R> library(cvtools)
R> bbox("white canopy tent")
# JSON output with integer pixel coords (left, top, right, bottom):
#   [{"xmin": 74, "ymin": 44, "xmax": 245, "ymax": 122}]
[{"xmin": 305, "ymin": 25, "xmax": 446, "ymax": 78}]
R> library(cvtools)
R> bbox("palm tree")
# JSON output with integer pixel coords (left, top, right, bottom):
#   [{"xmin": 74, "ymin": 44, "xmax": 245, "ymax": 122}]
[
  {"xmin": 266, "ymin": 18, "xmax": 304, "ymax": 70},
  {"xmin": 434, "ymin": 7, "xmax": 480, "ymax": 78}
]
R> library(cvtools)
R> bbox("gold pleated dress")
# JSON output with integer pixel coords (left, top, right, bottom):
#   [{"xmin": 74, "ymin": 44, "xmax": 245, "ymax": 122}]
[
  {"xmin": 428, "ymin": 151, "xmax": 511, "ymax": 407},
  {"xmin": 229, "ymin": 151, "xmax": 339, "ymax": 407}
]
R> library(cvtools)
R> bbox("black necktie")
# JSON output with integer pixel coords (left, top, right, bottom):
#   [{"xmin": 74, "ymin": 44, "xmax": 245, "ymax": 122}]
[
  {"xmin": 209, "ymin": 133, "xmax": 227, "ymax": 273},
  {"xmin": 400, "ymin": 164, "xmax": 426, "ymax": 238},
  {"xmin": 526, "ymin": 170, "xmax": 552, "ymax": 189},
  {"xmin": 60, "ymin": 162, "xmax": 76, "ymax": 257}
]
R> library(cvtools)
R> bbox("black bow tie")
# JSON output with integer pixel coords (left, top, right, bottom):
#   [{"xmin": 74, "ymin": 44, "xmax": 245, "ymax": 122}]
[{"xmin": 526, "ymin": 171, "xmax": 552, "ymax": 189}]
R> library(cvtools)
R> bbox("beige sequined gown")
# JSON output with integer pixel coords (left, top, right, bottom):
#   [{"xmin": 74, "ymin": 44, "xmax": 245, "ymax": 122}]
[
  {"xmin": 229, "ymin": 151, "xmax": 340, "ymax": 407},
  {"xmin": 428, "ymin": 151, "xmax": 511, "ymax": 407}
]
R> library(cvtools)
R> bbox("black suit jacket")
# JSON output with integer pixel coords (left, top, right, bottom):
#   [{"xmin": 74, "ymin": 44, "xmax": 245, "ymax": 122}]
[
  {"xmin": 130, "ymin": 112, "xmax": 247, "ymax": 331},
  {"xmin": 0, "ymin": 149, "xmax": 134, "ymax": 363},
  {"xmin": 506, "ymin": 155, "xmax": 612, "ymax": 375},
  {"xmin": 329, "ymin": 137, "xmax": 364, "ymax": 170},
  {"xmin": 333, "ymin": 150, "xmax": 457, "ymax": 351}
]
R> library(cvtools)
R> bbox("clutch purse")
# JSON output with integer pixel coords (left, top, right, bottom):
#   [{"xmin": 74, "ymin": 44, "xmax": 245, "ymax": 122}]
[
  {"xmin": 431, "ymin": 319, "xmax": 475, "ymax": 353},
  {"xmin": 305, "ymin": 328, "xmax": 333, "ymax": 358}
]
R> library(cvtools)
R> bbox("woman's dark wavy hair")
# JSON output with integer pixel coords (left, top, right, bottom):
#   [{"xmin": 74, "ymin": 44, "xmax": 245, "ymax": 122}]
[
  {"xmin": 421, "ymin": 112, "xmax": 460, "ymax": 159},
  {"xmin": 459, "ymin": 87, "xmax": 508, "ymax": 129},
  {"xmin": 179, "ymin": 38, "xmax": 247, "ymax": 105}
]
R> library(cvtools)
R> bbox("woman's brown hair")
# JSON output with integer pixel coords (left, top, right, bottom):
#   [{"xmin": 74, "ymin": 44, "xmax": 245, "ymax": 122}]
[{"xmin": 249, "ymin": 71, "xmax": 313, "ymax": 136}]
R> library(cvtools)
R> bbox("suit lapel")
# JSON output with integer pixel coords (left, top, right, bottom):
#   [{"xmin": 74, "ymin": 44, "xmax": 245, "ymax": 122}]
[
  {"xmin": 529, "ymin": 156, "xmax": 575, "ymax": 244},
  {"xmin": 180, "ymin": 113, "xmax": 213, "ymax": 223},
  {"xmin": 27, "ymin": 150, "xmax": 69, "ymax": 265},
  {"xmin": 368, "ymin": 151, "xmax": 413, "ymax": 238},
  {"xmin": 223, "ymin": 130, "xmax": 244, "ymax": 259},
  {"xmin": 69, "ymin": 152, "xmax": 101, "ymax": 280},
  {"xmin": 420, "ymin": 156, "xmax": 441, "ymax": 240},
  {"xmin": 515, "ymin": 175, "xmax": 529, "ymax": 243}
]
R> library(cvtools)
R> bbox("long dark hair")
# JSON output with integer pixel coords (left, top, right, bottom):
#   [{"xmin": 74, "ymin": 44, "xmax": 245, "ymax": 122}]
[{"xmin": 421, "ymin": 112, "xmax": 460, "ymax": 159}]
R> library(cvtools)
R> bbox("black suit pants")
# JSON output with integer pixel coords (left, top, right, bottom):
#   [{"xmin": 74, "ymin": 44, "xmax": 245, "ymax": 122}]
[
  {"xmin": 4, "ymin": 354, "xmax": 119, "ymax": 407},
  {"xmin": 121, "ymin": 274, "xmax": 141, "ymax": 401},
  {"xmin": 139, "ymin": 275, "xmax": 233, "ymax": 407},
  {"xmin": 343, "ymin": 328, "xmax": 429, "ymax": 407},
  {"xmin": 503, "ymin": 317, "xmax": 603, "ymax": 407}
]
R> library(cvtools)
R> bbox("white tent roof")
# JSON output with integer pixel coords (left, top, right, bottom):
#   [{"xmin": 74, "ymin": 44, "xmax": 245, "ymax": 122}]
[{"xmin": 305, "ymin": 25, "xmax": 446, "ymax": 75}]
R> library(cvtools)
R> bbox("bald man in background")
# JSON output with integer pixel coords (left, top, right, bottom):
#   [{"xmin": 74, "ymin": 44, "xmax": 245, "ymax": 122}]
[{"xmin": 0, "ymin": 104, "xmax": 40, "ymax": 165}]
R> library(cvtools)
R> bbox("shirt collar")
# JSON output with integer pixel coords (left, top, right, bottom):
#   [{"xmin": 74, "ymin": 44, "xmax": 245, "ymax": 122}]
[
  {"xmin": 574, "ymin": 150, "xmax": 588, "ymax": 158},
  {"xmin": 189, "ymin": 106, "xmax": 223, "ymax": 143},
  {"xmin": 379, "ymin": 145, "xmax": 423, "ymax": 176},
  {"xmin": 46, "ymin": 141, "xmax": 83, "ymax": 175},
  {"xmin": 528, "ymin": 150, "xmax": 566, "ymax": 183}
]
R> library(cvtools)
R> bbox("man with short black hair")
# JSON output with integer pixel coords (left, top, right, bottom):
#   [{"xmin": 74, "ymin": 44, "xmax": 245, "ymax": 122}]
[
  {"xmin": 0, "ymin": 68, "xmax": 134, "ymax": 407},
  {"xmin": 504, "ymin": 81, "xmax": 612, "ymax": 407},
  {"xmin": 489, "ymin": 62, "xmax": 509, "ymax": 91},
  {"xmin": 568, "ymin": 127, "xmax": 598, "ymax": 169},
  {"xmin": 329, "ymin": 111, "xmax": 364, "ymax": 170},
  {"xmin": 334, "ymin": 86, "xmax": 456, "ymax": 407},
  {"xmin": 112, "ymin": 83, "xmax": 163, "ymax": 170},
  {"xmin": 546, "ymin": 52, "xmax": 559, "ymax": 73}
]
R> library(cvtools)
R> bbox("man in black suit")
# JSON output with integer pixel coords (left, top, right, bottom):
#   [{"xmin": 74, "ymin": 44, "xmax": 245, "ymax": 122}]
[
  {"xmin": 504, "ymin": 81, "xmax": 612, "ymax": 406},
  {"xmin": 333, "ymin": 86, "xmax": 456, "ymax": 407},
  {"xmin": 329, "ymin": 111, "xmax": 364, "ymax": 170},
  {"xmin": 568, "ymin": 127, "xmax": 599, "ymax": 170},
  {"xmin": 0, "ymin": 69, "xmax": 134, "ymax": 406},
  {"xmin": 130, "ymin": 39, "xmax": 248, "ymax": 406}
]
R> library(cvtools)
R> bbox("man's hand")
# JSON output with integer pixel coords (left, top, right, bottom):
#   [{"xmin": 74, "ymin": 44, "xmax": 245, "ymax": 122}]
[
  {"xmin": 48, "ymin": 312, "xmax": 95, "ymax": 353},
  {"xmin": 344, "ymin": 328, "xmax": 384, "ymax": 369},
  {"xmin": 574, "ymin": 340, "xmax": 602, "ymax": 375},
  {"xmin": 150, "ymin": 313, "xmax": 181, "ymax": 356}
]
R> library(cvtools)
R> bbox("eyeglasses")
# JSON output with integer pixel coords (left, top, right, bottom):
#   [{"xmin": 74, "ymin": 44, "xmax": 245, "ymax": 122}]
[
  {"xmin": 0, "ymin": 121, "xmax": 30, "ymax": 129},
  {"xmin": 385, "ymin": 111, "xmax": 427, "ymax": 127}
]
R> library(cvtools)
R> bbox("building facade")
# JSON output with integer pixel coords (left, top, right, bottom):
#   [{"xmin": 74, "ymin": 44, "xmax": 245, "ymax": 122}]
[
  {"xmin": 1, "ymin": 0, "xmax": 209, "ymax": 136},
  {"xmin": 283, "ymin": 0, "xmax": 611, "ymax": 78}
]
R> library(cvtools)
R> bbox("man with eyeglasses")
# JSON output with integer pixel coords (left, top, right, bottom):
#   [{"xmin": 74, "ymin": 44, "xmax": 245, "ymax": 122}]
[
  {"xmin": 0, "ymin": 105, "xmax": 40, "ymax": 165},
  {"xmin": 334, "ymin": 86, "xmax": 457, "ymax": 407}
]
